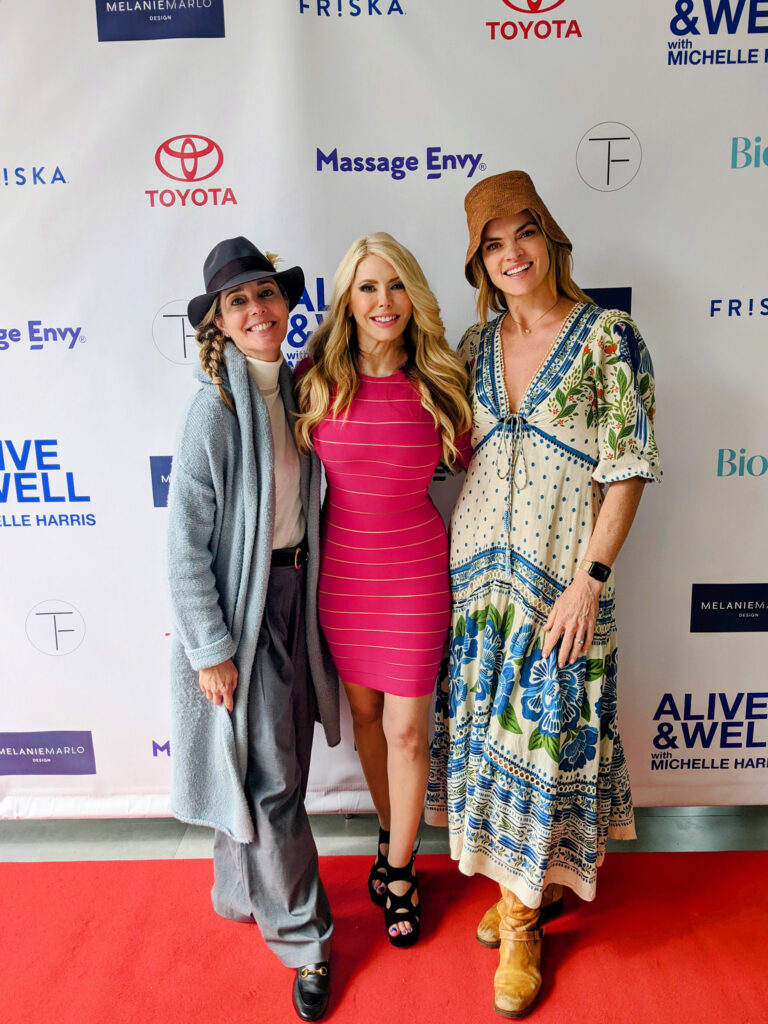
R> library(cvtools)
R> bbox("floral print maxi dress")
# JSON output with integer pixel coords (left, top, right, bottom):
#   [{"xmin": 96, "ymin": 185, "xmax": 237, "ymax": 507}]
[{"xmin": 426, "ymin": 303, "xmax": 661, "ymax": 905}]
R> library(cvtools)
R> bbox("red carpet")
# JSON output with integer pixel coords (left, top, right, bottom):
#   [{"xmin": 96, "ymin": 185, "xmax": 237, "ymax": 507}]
[{"xmin": 1, "ymin": 852, "xmax": 766, "ymax": 1024}]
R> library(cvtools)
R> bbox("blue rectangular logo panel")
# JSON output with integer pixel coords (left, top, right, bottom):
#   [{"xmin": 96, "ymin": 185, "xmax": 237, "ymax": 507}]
[
  {"xmin": 691, "ymin": 584, "xmax": 768, "ymax": 633},
  {"xmin": 95, "ymin": 1, "xmax": 225, "ymax": 42},
  {"xmin": 150, "ymin": 455, "xmax": 173, "ymax": 508},
  {"xmin": 0, "ymin": 731, "xmax": 97, "ymax": 775},
  {"xmin": 585, "ymin": 287, "xmax": 632, "ymax": 314}
]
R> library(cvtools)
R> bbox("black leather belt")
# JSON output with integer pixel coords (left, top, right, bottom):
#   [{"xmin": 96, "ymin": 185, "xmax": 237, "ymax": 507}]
[{"xmin": 271, "ymin": 540, "xmax": 308, "ymax": 569}]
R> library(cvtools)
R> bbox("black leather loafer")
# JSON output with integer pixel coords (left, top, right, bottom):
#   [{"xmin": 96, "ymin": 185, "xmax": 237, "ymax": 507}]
[{"xmin": 292, "ymin": 961, "xmax": 330, "ymax": 1021}]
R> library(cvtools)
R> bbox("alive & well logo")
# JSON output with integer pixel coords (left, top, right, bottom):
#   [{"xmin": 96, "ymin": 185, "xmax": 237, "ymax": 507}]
[{"xmin": 667, "ymin": 0, "xmax": 768, "ymax": 67}]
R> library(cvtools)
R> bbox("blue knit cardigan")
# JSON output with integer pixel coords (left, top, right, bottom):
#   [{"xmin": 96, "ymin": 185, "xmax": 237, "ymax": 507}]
[{"xmin": 166, "ymin": 342, "xmax": 340, "ymax": 842}]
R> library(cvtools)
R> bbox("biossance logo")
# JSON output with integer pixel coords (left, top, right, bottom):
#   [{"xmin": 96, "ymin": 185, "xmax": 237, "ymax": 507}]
[
  {"xmin": 487, "ymin": 0, "xmax": 581, "ymax": 41},
  {"xmin": 731, "ymin": 135, "xmax": 768, "ymax": 168},
  {"xmin": 146, "ymin": 135, "xmax": 237, "ymax": 209},
  {"xmin": 667, "ymin": 0, "xmax": 768, "ymax": 67}
]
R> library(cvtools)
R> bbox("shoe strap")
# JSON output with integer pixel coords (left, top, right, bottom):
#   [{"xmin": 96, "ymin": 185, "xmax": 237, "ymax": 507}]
[
  {"xmin": 386, "ymin": 859, "xmax": 417, "ymax": 884},
  {"xmin": 498, "ymin": 926, "xmax": 543, "ymax": 942}
]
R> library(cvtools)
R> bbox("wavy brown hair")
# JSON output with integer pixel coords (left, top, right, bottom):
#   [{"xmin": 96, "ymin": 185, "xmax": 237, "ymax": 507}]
[
  {"xmin": 469, "ymin": 209, "xmax": 593, "ymax": 323},
  {"xmin": 295, "ymin": 232, "xmax": 471, "ymax": 466}
]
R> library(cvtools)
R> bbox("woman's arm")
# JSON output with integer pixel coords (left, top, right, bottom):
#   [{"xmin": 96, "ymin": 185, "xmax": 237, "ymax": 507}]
[{"xmin": 541, "ymin": 476, "xmax": 646, "ymax": 667}]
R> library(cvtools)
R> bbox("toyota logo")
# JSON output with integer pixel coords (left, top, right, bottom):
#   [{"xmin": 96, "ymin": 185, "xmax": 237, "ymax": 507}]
[
  {"xmin": 502, "ymin": 0, "xmax": 567, "ymax": 12},
  {"xmin": 154, "ymin": 135, "xmax": 224, "ymax": 183}
]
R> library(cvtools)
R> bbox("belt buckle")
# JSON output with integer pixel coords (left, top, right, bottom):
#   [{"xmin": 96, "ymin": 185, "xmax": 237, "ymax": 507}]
[{"xmin": 294, "ymin": 546, "xmax": 302, "ymax": 570}]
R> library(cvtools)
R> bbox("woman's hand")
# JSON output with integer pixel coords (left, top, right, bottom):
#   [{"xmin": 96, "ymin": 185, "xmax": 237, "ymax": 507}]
[
  {"xmin": 542, "ymin": 572, "xmax": 602, "ymax": 668},
  {"xmin": 198, "ymin": 659, "xmax": 238, "ymax": 712}
]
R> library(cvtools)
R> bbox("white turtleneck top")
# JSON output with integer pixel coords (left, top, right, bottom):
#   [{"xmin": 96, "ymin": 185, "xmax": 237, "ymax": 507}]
[{"xmin": 245, "ymin": 355, "xmax": 305, "ymax": 550}]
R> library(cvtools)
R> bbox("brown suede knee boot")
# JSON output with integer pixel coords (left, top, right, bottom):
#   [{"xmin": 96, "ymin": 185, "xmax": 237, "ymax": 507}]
[
  {"xmin": 477, "ymin": 883, "xmax": 562, "ymax": 948},
  {"xmin": 492, "ymin": 887, "xmax": 542, "ymax": 1018}
]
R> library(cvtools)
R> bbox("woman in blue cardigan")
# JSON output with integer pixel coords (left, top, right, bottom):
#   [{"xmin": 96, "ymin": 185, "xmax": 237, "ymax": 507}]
[{"xmin": 166, "ymin": 236, "xmax": 340, "ymax": 1022}]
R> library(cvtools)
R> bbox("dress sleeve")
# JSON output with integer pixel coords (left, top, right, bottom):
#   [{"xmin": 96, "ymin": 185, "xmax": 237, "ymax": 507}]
[
  {"xmin": 454, "ymin": 325, "xmax": 481, "ymax": 470},
  {"xmin": 592, "ymin": 311, "xmax": 662, "ymax": 485}
]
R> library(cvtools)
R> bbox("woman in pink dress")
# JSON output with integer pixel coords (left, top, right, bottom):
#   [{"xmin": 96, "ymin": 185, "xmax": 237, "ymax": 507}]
[{"xmin": 295, "ymin": 233, "xmax": 470, "ymax": 947}]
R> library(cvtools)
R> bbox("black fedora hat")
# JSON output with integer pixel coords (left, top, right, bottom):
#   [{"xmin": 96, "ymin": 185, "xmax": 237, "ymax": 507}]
[{"xmin": 187, "ymin": 236, "xmax": 305, "ymax": 328}]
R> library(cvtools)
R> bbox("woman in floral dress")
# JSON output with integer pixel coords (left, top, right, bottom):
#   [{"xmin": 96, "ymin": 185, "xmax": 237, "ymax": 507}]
[{"xmin": 426, "ymin": 171, "xmax": 661, "ymax": 1017}]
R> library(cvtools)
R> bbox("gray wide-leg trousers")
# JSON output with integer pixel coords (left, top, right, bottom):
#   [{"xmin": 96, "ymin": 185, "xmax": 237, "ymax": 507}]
[{"xmin": 211, "ymin": 563, "xmax": 333, "ymax": 968}]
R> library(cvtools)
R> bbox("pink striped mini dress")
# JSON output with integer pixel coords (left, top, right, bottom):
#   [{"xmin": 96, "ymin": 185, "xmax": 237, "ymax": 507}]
[{"xmin": 312, "ymin": 371, "xmax": 449, "ymax": 697}]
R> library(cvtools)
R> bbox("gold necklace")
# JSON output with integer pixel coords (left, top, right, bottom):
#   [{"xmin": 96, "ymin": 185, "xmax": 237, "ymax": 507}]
[{"xmin": 506, "ymin": 298, "xmax": 559, "ymax": 335}]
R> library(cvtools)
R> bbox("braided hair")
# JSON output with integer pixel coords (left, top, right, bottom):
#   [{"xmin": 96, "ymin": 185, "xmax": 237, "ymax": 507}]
[{"xmin": 195, "ymin": 298, "xmax": 235, "ymax": 415}]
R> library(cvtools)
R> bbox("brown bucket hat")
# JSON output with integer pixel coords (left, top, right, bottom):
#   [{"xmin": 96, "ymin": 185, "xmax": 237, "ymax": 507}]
[{"xmin": 464, "ymin": 170, "xmax": 571, "ymax": 285}]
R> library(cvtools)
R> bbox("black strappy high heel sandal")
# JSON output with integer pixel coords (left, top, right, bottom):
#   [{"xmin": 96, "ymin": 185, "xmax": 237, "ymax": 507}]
[
  {"xmin": 367, "ymin": 826, "xmax": 389, "ymax": 907},
  {"xmin": 384, "ymin": 851, "xmax": 420, "ymax": 948}
]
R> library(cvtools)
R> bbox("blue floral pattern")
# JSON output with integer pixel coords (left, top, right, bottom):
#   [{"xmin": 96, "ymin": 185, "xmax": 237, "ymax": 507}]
[{"xmin": 426, "ymin": 305, "xmax": 657, "ymax": 904}]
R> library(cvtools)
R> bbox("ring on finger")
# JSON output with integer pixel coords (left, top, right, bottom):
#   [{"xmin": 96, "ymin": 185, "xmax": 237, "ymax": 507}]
[{"xmin": 576, "ymin": 636, "xmax": 586, "ymax": 647}]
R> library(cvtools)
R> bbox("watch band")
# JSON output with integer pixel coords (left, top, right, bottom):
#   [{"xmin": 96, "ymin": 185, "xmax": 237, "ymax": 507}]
[{"xmin": 579, "ymin": 558, "xmax": 611, "ymax": 583}]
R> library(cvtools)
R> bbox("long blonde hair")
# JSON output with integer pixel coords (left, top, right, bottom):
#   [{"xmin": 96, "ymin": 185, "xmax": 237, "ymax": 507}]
[
  {"xmin": 469, "ymin": 209, "xmax": 593, "ymax": 323},
  {"xmin": 295, "ymin": 232, "xmax": 471, "ymax": 466}
]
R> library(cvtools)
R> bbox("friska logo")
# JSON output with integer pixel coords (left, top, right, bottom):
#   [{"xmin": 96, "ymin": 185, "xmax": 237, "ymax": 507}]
[
  {"xmin": 155, "ymin": 135, "xmax": 223, "ymax": 182},
  {"xmin": 26, "ymin": 600, "xmax": 86, "ymax": 656},
  {"xmin": 576, "ymin": 122, "xmax": 642, "ymax": 192},
  {"xmin": 0, "ymin": 320, "xmax": 86, "ymax": 353},
  {"xmin": 146, "ymin": 135, "xmax": 236, "ymax": 209},
  {"xmin": 0, "ymin": 731, "xmax": 97, "ymax": 775},
  {"xmin": 667, "ymin": 0, "xmax": 768, "ymax": 68},
  {"xmin": 153, "ymin": 301, "xmax": 197, "ymax": 364},
  {"xmin": 1, "ymin": 166, "xmax": 67, "ymax": 187},
  {"xmin": 487, "ymin": 0, "xmax": 580, "ymax": 40},
  {"xmin": 95, "ymin": 0, "xmax": 225, "ymax": 42},
  {"xmin": 0, "ymin": 439, "xmax": 96, "ymax": 529},
  {"xmin": 731, "ymin": 136, "xmax": 768, "ymax": 168},
  {"xmin": 716, "ymin": 447, "xmax": 768, "ymax": 477},
  {"xmin": 649, "ymin": 690, "xmax": 768, "ymax": 772},
  {"xmin": 316, "ymin": 146, "xmax": 485, "ymax": 183},
  {"xmin": 298, "ymin": 0, "xmax": 405, "ymax": 16},
  {"xmin": 710, "ymin": 296, "xmax": 768, "ymax": 317},
  {"xmin": 150, "ymin": 456, "xmax": 173, "ymax": 507},
  {"xmin": 691, "ymin": 584, "xmax": 768, "ymax": 632}
]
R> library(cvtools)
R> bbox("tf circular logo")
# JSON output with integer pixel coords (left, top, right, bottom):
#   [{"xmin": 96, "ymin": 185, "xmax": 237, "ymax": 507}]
[
  {"xmin": 155, "ymin": 135, "xmax": 224, "ymax": 183},
  {"xmin": 26, "ymin": 600, "xmax": 86, "ymax": 656},
  {"xmin": 502, "ymin": 0, "xmax": 567, "ymax": 12},
  {"xmin": 152, "ymin": 300, "xmax": 197, "ymax": 365},
  {"xmin": 576, "ymin": 122, "xmax": 642, "ymax": 192}
]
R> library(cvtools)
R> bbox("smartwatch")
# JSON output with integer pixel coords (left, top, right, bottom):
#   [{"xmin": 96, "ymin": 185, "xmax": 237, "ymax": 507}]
[{"xmin": 579, "ymin": 559, "xmax": 611, "ymax": 583}]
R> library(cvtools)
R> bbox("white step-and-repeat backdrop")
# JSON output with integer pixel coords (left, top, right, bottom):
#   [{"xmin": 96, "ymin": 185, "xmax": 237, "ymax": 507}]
[{"xmin": 2, "ymin": 0, "xmax": 767, "ymax": 818}]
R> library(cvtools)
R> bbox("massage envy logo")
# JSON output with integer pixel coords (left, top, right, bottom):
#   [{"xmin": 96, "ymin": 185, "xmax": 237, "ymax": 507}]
[
  {"xmin": 0, "ymin": 320, "xmax": 85, "ymax": 353},
  {"xmin": 316, "ymin": 146, "xmax": 485, "ymax": 183}
]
